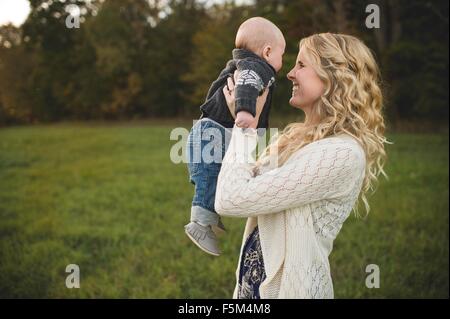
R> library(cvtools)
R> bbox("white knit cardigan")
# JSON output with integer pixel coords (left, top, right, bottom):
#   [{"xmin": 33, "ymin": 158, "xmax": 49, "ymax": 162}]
[{"xmin": 214, "ymin": 126, "xmax": 366, "ymax": 299}]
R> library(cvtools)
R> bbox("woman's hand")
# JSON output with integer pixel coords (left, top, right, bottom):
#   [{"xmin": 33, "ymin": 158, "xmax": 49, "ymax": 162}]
[
  {"xmin": 223, "ymin": 70, "xmax": 269, "ymax": 129},
  {"xmin": 223, "ymin": 73, "xmax": 237, "ymax": 119}
]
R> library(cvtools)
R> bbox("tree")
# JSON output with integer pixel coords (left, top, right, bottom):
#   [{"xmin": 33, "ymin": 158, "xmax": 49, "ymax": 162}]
[
  {"xmin": 0, "ymin": 25, "xmax": 35, "ymax": 123},
  {"xmin": 181, "ymin": 3, "xmax": 242, "ymax": 115}
]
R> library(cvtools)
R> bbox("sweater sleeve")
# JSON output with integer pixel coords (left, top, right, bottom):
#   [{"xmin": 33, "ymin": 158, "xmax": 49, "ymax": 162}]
[
  {"xmin": 214, "ymin": 126, "xmax": 365, "ymax": 218},
  {"xmin": 234, "ymin": 60, "xmax": 274, "ymax": 117}
]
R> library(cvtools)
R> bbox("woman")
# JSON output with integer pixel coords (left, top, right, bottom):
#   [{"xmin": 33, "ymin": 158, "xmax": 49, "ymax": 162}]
[{"xmin": 215, "ymin": 33, "xmax": 389, "ymax": 299}]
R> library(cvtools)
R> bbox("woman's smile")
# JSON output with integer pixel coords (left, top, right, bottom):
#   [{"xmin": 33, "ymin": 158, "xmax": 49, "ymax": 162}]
[{"xmin": 291, "ymin": 83, "xmax": 299, "ymax": 96}]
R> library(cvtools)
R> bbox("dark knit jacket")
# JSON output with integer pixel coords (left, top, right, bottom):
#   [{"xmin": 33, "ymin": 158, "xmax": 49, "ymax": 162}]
[{"xmin": 199, "ymin": 49, "xmax": 276, "ymax": 129}]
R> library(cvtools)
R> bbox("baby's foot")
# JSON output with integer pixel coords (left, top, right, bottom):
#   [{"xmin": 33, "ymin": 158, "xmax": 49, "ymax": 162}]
[{"xmin": 184, "ymin": 221, "xmax": 220, "ymax": 256}]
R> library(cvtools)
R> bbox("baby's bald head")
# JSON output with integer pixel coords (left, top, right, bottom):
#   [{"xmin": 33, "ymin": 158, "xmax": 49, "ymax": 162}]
[{"xmin": 235, "ymin": 17, "xmax": 285, "ymax": 55}]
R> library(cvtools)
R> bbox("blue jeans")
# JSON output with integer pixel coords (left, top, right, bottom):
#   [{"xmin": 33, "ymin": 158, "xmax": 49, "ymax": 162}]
[{"xmin": 186, "ymin": 118, "xmax": 232, "ymax": 226}]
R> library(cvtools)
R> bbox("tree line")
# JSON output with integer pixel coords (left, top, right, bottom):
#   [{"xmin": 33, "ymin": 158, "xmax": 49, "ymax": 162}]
[{"xmin": 0, "ymin": 0, "xmax": 448, "ymax": 125}]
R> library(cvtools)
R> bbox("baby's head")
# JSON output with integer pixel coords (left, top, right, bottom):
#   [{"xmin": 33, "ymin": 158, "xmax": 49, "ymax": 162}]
[{"xmin": 235, "ymin": 17, "xmax": 286, "ymax": 72}]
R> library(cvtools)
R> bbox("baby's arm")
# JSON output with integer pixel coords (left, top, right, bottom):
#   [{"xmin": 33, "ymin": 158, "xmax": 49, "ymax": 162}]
[
  {"xmin": 234, "ymin": 60, "xmax": 273, "ymax": 118},
  {"xmin": 223, "ymin": 72, "xmax": 270, "ymax": 129},
  {"xmin": 234, "ymin": 68, "xmax": 263, "ymax": 117},
  {"xmin": 227, "ymin": 70, "xmax": 255, "ymax": 128}
]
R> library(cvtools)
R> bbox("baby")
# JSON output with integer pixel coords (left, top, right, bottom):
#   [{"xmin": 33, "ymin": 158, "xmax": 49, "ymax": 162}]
[{"xmin": 185, "ymin": 17, "xmax": 285, "ymax": 256}]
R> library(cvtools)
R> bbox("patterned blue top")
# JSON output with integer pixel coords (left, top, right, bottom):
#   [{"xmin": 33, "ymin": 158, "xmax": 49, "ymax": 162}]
[{"xmin": 237, "ymin": 226, "xmax": 267, "ymax": 299}]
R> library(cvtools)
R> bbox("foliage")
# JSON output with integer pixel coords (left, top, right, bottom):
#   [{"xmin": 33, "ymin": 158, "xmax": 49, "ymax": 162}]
[{"xmin": 0, "ymin": 0, "xmax": 448, "ymax": 124}]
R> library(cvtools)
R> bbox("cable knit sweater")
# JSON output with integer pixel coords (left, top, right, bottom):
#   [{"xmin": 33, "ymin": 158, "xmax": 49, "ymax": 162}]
[{"xmin": 214, "ymin": 126, "xmax": 366, "ymax": 299}]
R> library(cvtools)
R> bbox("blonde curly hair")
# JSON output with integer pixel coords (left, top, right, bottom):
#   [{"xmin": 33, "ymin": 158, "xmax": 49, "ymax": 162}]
[{"xmin": 255, "ymin": 33, "xmax": 390, "ymax": 217}]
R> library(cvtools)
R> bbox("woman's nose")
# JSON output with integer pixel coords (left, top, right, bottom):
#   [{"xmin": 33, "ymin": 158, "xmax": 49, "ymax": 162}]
[{"xmin": 286, "ymin": 68, "xmax": 294, "ymax": 81}]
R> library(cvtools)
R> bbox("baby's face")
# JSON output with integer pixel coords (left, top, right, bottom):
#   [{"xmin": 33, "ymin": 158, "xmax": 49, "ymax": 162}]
[{"xmin": 265, "ymin": 39, "xmax": 286, "ymax": 73}]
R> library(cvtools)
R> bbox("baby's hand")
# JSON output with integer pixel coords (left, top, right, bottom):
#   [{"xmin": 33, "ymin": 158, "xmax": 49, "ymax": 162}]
[{"xmin": 235, "ymin": 111, "xmax": 255, "ymax": 128}]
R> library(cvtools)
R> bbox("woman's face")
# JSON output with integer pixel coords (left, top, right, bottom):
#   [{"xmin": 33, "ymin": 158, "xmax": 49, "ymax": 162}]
[{"xmin": 287, "ymin": 47, "xmax": 325, "ymax": 114}]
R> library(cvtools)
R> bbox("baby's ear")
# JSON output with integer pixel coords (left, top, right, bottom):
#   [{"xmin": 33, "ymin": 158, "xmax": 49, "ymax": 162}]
[{"xmin": 263, "ymin": 45, "xmax": 272, "ymax": 59}]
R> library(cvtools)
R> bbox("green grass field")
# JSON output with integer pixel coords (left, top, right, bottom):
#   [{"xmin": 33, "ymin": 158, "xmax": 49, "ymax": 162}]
[{"xmin": 0, "ymin": 122, "xmax": 448, "ymax": 298}]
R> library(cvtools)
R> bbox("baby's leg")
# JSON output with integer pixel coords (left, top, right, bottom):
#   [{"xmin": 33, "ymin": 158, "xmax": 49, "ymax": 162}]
[
  {"xmin": 185, "ymin": 119, "xmax": 225, "ymax": 256},
  {"xmin": 187, "ymin": 119, "xmax": 230, "ymax": 228},
  {"xmin": 185, "ymin": 164, "xmax": 222, "ymax": 256},
  {"xmin": 190, "ymin": 162, "xmax": 221, "ymax": 227}
]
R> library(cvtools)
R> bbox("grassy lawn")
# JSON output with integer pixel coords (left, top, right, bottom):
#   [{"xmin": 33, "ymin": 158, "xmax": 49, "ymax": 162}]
[{"xmin": 0, "ymin": 122, "xmax": 448, "ymax": 298}]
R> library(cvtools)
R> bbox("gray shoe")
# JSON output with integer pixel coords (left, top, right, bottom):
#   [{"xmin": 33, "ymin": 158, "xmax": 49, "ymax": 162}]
[
  {"xmin": 212, "ymin": 218, "xmax": 227, "ymax": 236},
  {"xmin": 184, "ymin": 221, "xmax": 221, "ymax": 256}
]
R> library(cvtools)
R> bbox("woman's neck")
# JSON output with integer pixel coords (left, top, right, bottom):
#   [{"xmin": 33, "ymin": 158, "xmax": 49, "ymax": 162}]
[{"xmin": 304, "ymin": 114, "xmax": 320, "ymax": 127}]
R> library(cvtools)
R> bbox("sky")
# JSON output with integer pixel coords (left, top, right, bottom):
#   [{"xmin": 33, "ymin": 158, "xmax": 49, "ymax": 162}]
[
  {"xmin": 0, "ymin": 0, "xmax": 31, "ymax": 27},
  {"xmin": 0, "ymin": 0, "xmax": 255, "ymax": 27}
]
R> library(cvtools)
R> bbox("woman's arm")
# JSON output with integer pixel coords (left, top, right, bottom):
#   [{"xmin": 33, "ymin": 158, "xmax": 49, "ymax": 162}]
[{"xmin": 214, "ymin": 128, "xmax": 365, "ymax": 218}]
